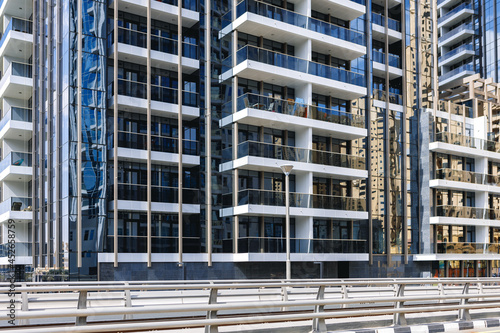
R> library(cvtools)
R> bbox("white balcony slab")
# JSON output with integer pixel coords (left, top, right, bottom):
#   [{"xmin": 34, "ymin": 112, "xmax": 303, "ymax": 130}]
[
  {"xmin": 439, "ymin": 68, "xmax": 476, "ymax": 88},
  {"xmin": 221, "ymin": 60, "xmax": 367, "ymax": 100},
  {"xmin": 438, "ymin": 8, "xmax": 474, "ymax": 29},
  {"xmin": 439, "ymin": 49, "xmax": 475, "ymax": 67},
  {"xmin": 0, "ymin": 255, "xmax": 31, "ymax": 265},
  {"xmin": 372, "ymin": 23, "xmax": 402, "ymax": 44},
  {"xmin": 430, "ymin": 141, "xmax": 500, "ymax": 162},
  {"xmin": 111, "ymin": 0, "xmax": 199, "ymax": 28},
  {"xmin": 414, "ymin": 253, "xmax": 500, "ymax": 261},
  {"xmin": 0, "ymin": 30, "xmax": 32, "ymax": 59},
  {"xmin": 313, "ymin": 0, "xmax": 365, "ymax": 21},
  {"xmin": 109, "ymin": 95, "xmax": 199, "ymax": 120},
  {"xmin": 373, "ymin": 98, "xmax": 404, "ymax": 112},
  {"xmin": 0, "ymin": 210, "xmax": 31, "ymax": 224},
  {"xmin": 430, "ymin": 179, "xmax": 500, "ymax": 194},
  {"xmin": 221, "ymin": 205, "xmax": 368, "ymax": 220},
  {"xmin": 0, "ymin": 70, "xmax": 32, "ymax": 100},
  {"xmin": 0, "ymin": 119, "xmax": 32, "ymax": 141},
  {"xmin": 220, "ymin": 12, "xmax": 365, "ymax": 61},
  {"xmin": 220, "ymin": 108, "xmax": 367, "ymax": 140},
  {"xmin": 110, "ymin": 43, "xmax": 199, "ymax": 75},
  {"xmin": 0, "ymin": 0, "xmax": 33, "ymax": 19},
  {"xmin": 430, "ymin": 216, "xmax": 500, "ymax": 228},
  {"xmin": 109, "ymin": 200, "xmax": 200, "ymax": 214},
  {"xmin": 373, "ymin": 61, "xmax": 403, "ymax": 79},
  {"xmin": 439, "ymin": 27, "xmax": 475, "ymax": 48},
  {"xmin": 0, "ymin": 165, "xmax": 31, "ymax": 182},
  {"xmin": 437, "ymin": 0, "xmax": 462, "ymax": 10},
  {"xmin": 109, "ymin": 148, "xmax": 200, "ymax": 167},
  {"xmin": 220, "ymin": 156, "xmax": 367, "ymax": 180}
]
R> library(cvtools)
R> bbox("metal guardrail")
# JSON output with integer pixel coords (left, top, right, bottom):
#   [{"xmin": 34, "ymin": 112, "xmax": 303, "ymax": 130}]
[{"xmin": 1, "ymin": 278, "xmax": 500, "ymax": 332}]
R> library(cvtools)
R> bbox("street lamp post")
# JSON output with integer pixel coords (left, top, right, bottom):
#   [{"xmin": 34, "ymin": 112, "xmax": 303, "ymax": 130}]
[{"xmin": 280, "ymin": 164, "xmax": 293, "ymax": 280}]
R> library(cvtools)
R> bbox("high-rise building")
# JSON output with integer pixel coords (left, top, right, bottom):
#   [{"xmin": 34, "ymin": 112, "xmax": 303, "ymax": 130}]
[{"xmin": 4, "ymin": 0, "xmax": 499, "ymax": 280}]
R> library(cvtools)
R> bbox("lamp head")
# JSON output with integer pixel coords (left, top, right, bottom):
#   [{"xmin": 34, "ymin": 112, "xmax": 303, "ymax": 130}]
[{"xmin": 280, "ymin": 164, "xmax": 294, "ymax": 175}]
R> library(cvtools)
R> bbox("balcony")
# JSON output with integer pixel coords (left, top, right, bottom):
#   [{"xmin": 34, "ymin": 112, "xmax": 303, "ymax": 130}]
[
  {"xmin": 373, "ymin": 89, "xmax": 403, "ymax": 106},
  {"xmin": 108, "ymin": 79, "xmax": 199, "ymax": 120},
  {"xmin": 220, "ymin": 93, "xmax": 366, "ymax": 139},
  {"xmin": 0, "ymin": 62, "xmax": 32, "ymax": 99},
  {"xmin": 0, "ymin": 151, "xmax": 32, "ymax": 182},
  {"xmin": 371, "ymin": 13, "xmax": 402, "ymax": 43},
  {"xmin": 431, "ymin": 132, "xmax": 500, "ymax": 160},
  {"xmin": 0, "ymin": 0, "xmax": 33, "ymax": 20},
  {"xmin": 372, "ymin": 50, "xmax": 403, "ymax": 79},
  {"xmin": 110, "ymin": 0, "xmax": 199, "ymax": 28},
  {"xmin": 438, "ymin": 44, "xmax": 475, "ymax": 67},
  {"xmin": 438, "ymin": 3, "xmax": 475, "ymax": 28},
  {"xmin": 0, "ymin": 197, "xmax": 32, "ymax": 223},
  {"xmin": 431, "ymin": 205, "xmax": 500, "ymax": 228},
  {"xmin": 0, "ymin": 107, "xmax": 32, "ymax": 140},
  {"xmin": 221, "ymin": 189, "xmax": 368, "ymax": 219},
  {"xmin": 108, "ymin": 27, "xmax": 199, "ymax": 74},
  {"xmin": 439, "ymin": 64, "xmax": 475, "ymax": 87},
  {"xmin": 221, "ymin": 45, "xmax": 366, "ymax": 99},
  {"xmin": 224, "ymin": 237, "xmax": 367, "ymax": 254},
  {"xmin": 0, "ymin": 17, "xmax": 32, "ymax": 59},
  {"xmin": 437, "ymin": 242, "xmax": 500, "ymax": 255},
  {"xmin": 220, "ymin": 0, "xmax": 366, "ymax": 61},
  {"xmin": 221, "ymin": 140, "xmax": 367, "ymax": 179},
  {"xmin": 0, "ymin": 242, "xmax": 31, "ymax": 257},
  {"xmin": 431, "ymin": 168, "xmax": 500, "ymax": 193},
  {"xmin": 109, "ymin": 184, "xmax": 200, "ymax": 214},
  {"xmin": 438, "ymin": 23, "xmax": 476, "ymax": 48},
  {"xmin": 437, "ymin": 100, "xmax": 472, "ymax": 117},
  {"xmin": 109, "ymin": 131, "xmax": 200, "ymax": 167}
]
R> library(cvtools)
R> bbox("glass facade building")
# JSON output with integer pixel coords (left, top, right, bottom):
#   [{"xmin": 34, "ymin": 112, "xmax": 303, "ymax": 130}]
[{"xmin": 2, "ymin": 0, "xmax": 500, "ymax": 280}]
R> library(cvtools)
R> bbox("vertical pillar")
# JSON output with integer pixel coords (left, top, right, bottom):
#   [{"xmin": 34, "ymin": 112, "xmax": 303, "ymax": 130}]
[
  {"xmin": 113, "ymin": 0, "xmax": 119, "ymax": 268},
  {"xmin": 206, "ymin": 0, "xmax": 213, "ymax": 266},
  {"xmin": 147, "ymin": 0, "xmax": 152, "ymax": 268},
  {"xmin": 178, "ymin": 0, "xmax": 184, "ymax": 264},
  {"xmin": 77, "ymin": 0, "xmax": 83, "ymax": 269}
]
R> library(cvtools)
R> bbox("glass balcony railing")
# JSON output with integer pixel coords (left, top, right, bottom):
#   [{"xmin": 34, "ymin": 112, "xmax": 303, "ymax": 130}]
[
  {"xmin": 0, "ymin": 152, "xmax": 32, "ymax": 173},
  {"xmin": 108, "ymin": 79, "xmax": 198, "ymax": 107},
  {"xmin": 438, "ymin": 3, "xmax": 474, "ymax": 25},
  {"xmin": 115, "ymin": 131, "xmax": 198, "ymax": 155},
  {"xmin": 113, "ymin": 184, "xmax": 199, "ymax": 204},
  {"xmin": 372, "ymin": 89, "xmax": 403, "ymax": 105},
  {"xmin": 0, "ymin": 62, "xmax": 32, "ymax": 80},
  {"xmin": 0, "ymin": 242, "xmax": 31, "ymax": 257},
  {"xmin": 221, "ymin": 0, "xmax": 365, "ymax": 46},
  {"xmin": 371, "ymin": 13, "xmax": 401, "ymax": 32},
  {"xmin": 223, "ymin": 237, "xmax": 367, "ymax": 254},
  {"xmin": 439, "ymin": 64, "xmax": 474, "ymax": 82},
  {"xmin": 0, "ymin": 197, "xmax": 32, "ymax": 214},
  {"xmin": 0, "ymin": 17, "xmax": 32, "ymax": 50},
  {"xmin": 435, "ymin": 168, "xmax": 485, "ymax": 184},
  {"xmin": 0, "ymin": 107, "xmax": 32, "ymax": 134},
  {"xmin": 435, "ymin": 132, "xmax": 500, "ymax": 153},
  {"xmin": 438, "ymin": 23, "xmax": 475, "ymax": 43},
  {"xmin": 437, "ymin": 242, "xmax": 500, "ymax": 255},
  {"xmin": 221, "ymin": 93, "xmax": 365, "ymax": 128},
  {"xmin": 109, "ymin": 27, "xmax": 198, "ymax": 59},
  {"xmin": 223, "ymin": 189, "xmax": 366, "ymax": 211},
  {"xmin": 437, "ymin": 100, "xmax": 472, "ymax": 116},
  {"xmin": 372, "ymin": 50, "xmax": 401, "ymax": 68},
  {"xmin": 222, "ymin": 140, "xmax": 366, "ymax": 169},
  {"xmin": 438, "ymin": 44, "xmax": 475, "ymax": 63},
  {"xmin": 226, "ymin": 45, "xmax": 365, "ymax": 86},
  {"xmin": 435, "ymin": 205, "xmax": 500, "ymax": 219}
]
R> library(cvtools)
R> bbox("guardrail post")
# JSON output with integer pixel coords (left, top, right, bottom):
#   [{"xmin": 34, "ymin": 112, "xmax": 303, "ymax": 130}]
[
  {"xmin": 393, "ymin": 284, "xmax": 407, "ymax": 326},
  {"xmin": 312, "ymin": 285, "xmax": 327, "ymax": 333},
  {"xmin": 478, "ymin": 282, "xmax": 484, "ymax": 301},
  {"xmin": 341, "ymin": 284, "xmax": 348, "ymax": 308},
  {"xmin": 280, "ymin": 282, "xmax": 289, "ymax": 311},
  {"xmin": 459, "ymin": 283, "xmax": 471, "ymax": 321},
  {"xmin": 123, "ymin": 282, "xmax": 132, "ymax": 320},
  {"xmin": 20, "ymin": 283, "xmax": 29, "ymax": 325},
  {"xmin": 76, "ymin": 290, "xmax": 88, "ymax": 325},
  {"xmin": 438, "ymin": 283, "xmax": 444, "ymax": 303},
  {"xmin": 205, "ymin": 287, "xmax": 218, "ymax": 333}
]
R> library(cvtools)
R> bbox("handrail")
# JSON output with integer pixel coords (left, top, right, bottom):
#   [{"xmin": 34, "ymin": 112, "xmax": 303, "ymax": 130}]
[{"xmin": 2, "ymin": 279, "xmax": 500, "ymax": 332}]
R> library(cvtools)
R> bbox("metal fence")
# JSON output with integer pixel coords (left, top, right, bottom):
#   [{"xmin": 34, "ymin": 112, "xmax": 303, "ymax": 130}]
[{"xmin": 1, "ymin": 278, "xmax": 500, "ymax": 332}]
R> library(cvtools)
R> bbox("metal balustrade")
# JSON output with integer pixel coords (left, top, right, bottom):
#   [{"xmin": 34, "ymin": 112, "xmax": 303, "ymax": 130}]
[{"xmin": 2, "ymin": 279, "xmax": 500, "ymax": 332}]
